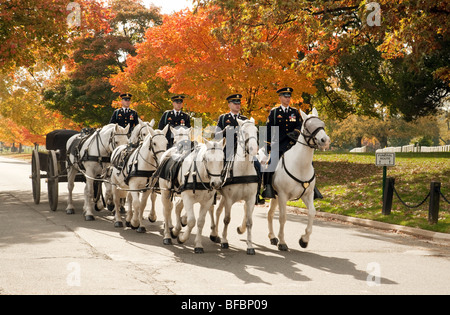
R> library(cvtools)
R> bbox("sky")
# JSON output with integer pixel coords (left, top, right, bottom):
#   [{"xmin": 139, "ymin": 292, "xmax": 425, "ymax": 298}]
[{"xmin": 142, "ymin": 0, "xmax": 194, "ymax": 15}]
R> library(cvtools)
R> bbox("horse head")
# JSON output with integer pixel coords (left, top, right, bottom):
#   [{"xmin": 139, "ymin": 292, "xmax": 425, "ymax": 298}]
[
  {"xmin": 203, "ymin": 138, "xmax": 225, "ymax": 190},
  {"xmin": 148, "ymin": 127, "xmax": 169, "ymax": 165},
  {"xmin": 107, "ymin": 124, "xmax": 129, "ymax": 153},
  {"xmin": 170, "ymin": 126, "xmax": 192, "ymax": 145},
  {"xmin": 299, "ymin": 108, "xmax": 330, "ymax": 151},
  {"xmin": 129, "ymin": 121, "xmax": 150, "ymax": 146},
  {"xmin": 237, "ymin": 117, "xmax": 259, "ymax": 157}
]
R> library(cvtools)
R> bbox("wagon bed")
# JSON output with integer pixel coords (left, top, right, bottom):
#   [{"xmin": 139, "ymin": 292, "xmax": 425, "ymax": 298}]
[{"xmin": 31, "ymin": 130, "xmax": 86, "ymax": 211}]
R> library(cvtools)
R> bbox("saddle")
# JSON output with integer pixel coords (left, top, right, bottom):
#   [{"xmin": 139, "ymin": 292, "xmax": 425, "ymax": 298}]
[
  {"xmin": 67, "ymin": 129, "xmax": 110, "ymax": 170},
  {"xmin": 152, "ymin": 140, "xmax": 197, "ymax": 193}
]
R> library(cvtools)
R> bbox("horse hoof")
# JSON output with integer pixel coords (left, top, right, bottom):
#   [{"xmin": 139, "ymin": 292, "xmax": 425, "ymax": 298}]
[
  {"xmin": 66, "ymin": 209, "xmax": 75, "ymax": 215},
  {"xmin": 237, "ymin": 227, "xmax": 244, "ymax": 235},
  {"xmin": 170, "ymin": 229, "xmax": 177, "ymax": 239},
  {"xmin": 85, "ymin": 215, "xmax": 95, "ymax": 221},
  {"xmin": 299, "ymin": 238, "xmax": 308, "ymax": 248},
  {"xmin": 125, "ymin": 221, "xmax": 131, "ymax": 227},
  {"xmin": 130, "ymin": 224, "xmax": 138, "ymax": 230},
  {"xmin": 278, "ymin": 244, "xmax": 289, "ymax": 251},
  {"xmin": 114, "ymin": 221, "xmax": 123, "ymax": 228},
  {"xmin": 270, "ymin": 238, "xmax": 279, "ymax": 246},
  {"xmin": 194, "ymin": 247, "xmax": 204, "ymax": 254},
  {"xmin": 163, "ymin": 238, "xmax": 172, "ymax": 245},
  {"xmin": 107, "ymin": 204, "xmax": 115, "ymax": 212},
  {"xmin": 148, "ymin": 216, "xmax": 156, "ymax": 223},
  {"xmin": 137, "ymin": 226, "xmax": 146, "ymax": 233},
  {"xmin": 247, "ymin": 248, "xmax": 256, "ymax": 255},
  {"xmin": 210, "ymin": 235, "xmax": 221, "ymax": 243},
  {"xmin": 221, "ymin": 243, "xmax": 229, "ymax": 249},
  {"xmin": 177, "ymin": 236, "xmax": 185, "ymax": 245}
]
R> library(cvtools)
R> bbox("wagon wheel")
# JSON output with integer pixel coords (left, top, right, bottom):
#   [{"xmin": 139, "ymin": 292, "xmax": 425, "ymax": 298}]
[
  {"xmin": 31, "ymin": 149, "xmax": 41, "ymax": 205},
  {"xmin": 47, "ymin": 150, "xmax": 59, "ymax": 212}
]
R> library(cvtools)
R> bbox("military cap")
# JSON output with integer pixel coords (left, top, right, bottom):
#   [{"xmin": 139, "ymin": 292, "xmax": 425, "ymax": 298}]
[
  {"xmin": 171, "ymin": 95, "xmax": 185, "ymax": 101},
  {"xmin": 226, "ymin": 94, "xmax": 243, "ymax": 102},
  {"xmin": 276, "ymin": 87, "xmax": 294, "ymax": 95},
  {"xmin": 120, "ymin": 93, "xmax": 132, "ymax": 99}
]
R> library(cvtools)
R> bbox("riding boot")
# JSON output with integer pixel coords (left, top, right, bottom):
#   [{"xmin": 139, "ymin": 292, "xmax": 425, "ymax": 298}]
[
  {"xmin": 261, "ymin": 171, "xmax": 276, "ymax": 199},
  {"xmin": 314, "ymin": 186, "xmax": 323, "ymax": 199},
  {"xmin": 254, "ymin": 159, "xmax": 265, "ymax": 205}
]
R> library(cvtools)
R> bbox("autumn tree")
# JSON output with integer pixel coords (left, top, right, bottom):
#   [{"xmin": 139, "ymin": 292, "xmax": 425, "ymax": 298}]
[
  {"xmin": 195, "ymin": 0, "xmax": 450, "ymax": 120},
  {"xmin": 111, "ymin": 7, "xmax": 317, "ymax": 124},
  {"xmin": 43, "ymin": 0, "xmax": 162, "ymax": 127}
]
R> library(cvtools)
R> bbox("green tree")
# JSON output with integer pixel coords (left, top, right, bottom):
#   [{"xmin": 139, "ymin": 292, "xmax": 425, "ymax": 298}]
[{"xmin": 43, "ymin": 0, "xmax": 162, "ymax": 127}]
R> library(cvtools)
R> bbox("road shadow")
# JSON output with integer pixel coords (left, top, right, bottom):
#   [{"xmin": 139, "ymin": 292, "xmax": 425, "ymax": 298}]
[{"xmin": 0, "ymin": 189, "xmax": 398, "ymax": 288}]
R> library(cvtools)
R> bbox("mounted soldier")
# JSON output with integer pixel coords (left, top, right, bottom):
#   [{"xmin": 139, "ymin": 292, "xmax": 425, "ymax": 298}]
[
  {"xmin": 215, "ymin": 93, "xmax": 264, "ymax": 205},
  {"xmin": 158, "ymin": 95, "xmax": 191, "ymax": 149},
  {"xmin": 262, "ymin": 87, "xmax": 323, "ymax": 200},
  {"xmin": 109, "ymin": 93, "xmax": 139, "ymax": 133}
]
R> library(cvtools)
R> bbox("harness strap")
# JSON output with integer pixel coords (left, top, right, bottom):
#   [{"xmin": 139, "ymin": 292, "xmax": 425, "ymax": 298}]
[
  {"xmin": 281, "ymin": 155, "xmax": 315, "ymax": 199},
  {"xmin": 222, "ymin": 175, "xmax": 260, "ymax": 187}
]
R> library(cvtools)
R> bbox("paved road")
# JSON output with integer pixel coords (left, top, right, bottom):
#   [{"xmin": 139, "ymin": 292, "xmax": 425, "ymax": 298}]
[{"xmin": 1, "ymin": 155, "xmax": 449, "ymax": 296}]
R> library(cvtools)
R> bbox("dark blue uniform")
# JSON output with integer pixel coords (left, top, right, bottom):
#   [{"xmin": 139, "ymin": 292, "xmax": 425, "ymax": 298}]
[
  {"xmin": 158, "ymin": 110, "xmax": 191, "ymax": 148},
  {"xmin": 109, "ymin": 108, "xmax": 139, "ymax": 132},
  {"xmin": 266, "ymin": 105, "xmax": 303, "ymax": 163}
]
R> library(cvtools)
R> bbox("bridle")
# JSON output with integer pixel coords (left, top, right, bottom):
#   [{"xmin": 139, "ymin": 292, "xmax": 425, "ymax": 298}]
[
  {"xmin": 236, "ymin": 121, "xmax": 258, "ymax": 157},
  {"xmin": 191, "ymin": 144, "xmax": 224, "ymax": 191},
  {"xmin": 298, "ymin": 117, "xmax": 326, "ymax": 149}
]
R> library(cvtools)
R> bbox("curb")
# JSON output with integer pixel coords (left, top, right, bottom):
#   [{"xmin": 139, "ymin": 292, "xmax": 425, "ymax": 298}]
[{"xmin": 287, "ymin": 206, "xmax": 450, "ymax": 245}]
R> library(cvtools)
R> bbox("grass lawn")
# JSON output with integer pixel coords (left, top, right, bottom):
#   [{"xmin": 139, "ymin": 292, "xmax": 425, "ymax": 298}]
[{"xmin": 288, "ymin": 152, "xmax": 450, "ymax": 233}]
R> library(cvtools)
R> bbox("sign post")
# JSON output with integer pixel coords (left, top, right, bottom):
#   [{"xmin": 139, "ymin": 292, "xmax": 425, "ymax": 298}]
[{"xmin": 376, "ymin": 153, "xmax": 396, "ymax": 199}]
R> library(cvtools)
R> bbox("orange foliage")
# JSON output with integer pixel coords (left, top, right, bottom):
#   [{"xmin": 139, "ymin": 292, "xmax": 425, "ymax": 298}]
[{"xmin": 111, "ymin": 8, "xmax": 319, "ymax": 123}]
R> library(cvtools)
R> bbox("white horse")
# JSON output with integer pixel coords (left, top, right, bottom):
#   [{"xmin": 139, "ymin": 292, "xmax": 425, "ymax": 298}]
[
  {"xmin": 211, "ymin": 118, "xmax": 260, "ymax": 255},
  {"xmin": 159, "ymin": 138, "xmax": 225, "ymax": 253},
  {"xmin": 115, "ymin": 119, "xmax": 156, "ymax": 215},
  {"xmin": 109, "ymin": 124, "xmax": 169, "ymax": 232},
  {"xmin": 266, "ymin": 108, "xmax": 330, "ymax": 251},
  {"xmin": 66, "ymin": 124, "xmax": 129, "ymax": 221}
]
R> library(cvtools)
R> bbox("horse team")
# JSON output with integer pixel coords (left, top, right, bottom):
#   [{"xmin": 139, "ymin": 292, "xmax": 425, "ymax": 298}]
[{"xmin": 64, "ymin": 108, "xmax": 330, "ymax": 255}]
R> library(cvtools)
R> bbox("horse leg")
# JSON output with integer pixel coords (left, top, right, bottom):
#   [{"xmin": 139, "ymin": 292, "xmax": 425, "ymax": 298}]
[
  {"xmin": 83, "ymin": 176, "xmax": 95, "ymax": 221},
  {"xmin": 161, "ymin": 187, "xmax": 174, "ymax": 245},
  {"xmin": 104, "ymin": 182, "xmax": 114, "ymax": 211},
  {"xmin": 125, "ymin": 192, "xmax": 133, "ymax": 227},
  {"xmin": 194, "ymin": 197, "xmax": 213, "ymax": 254},
  {"xmin": 210, "ymin": 196, "xmax": 224, "ymax": 244},
  {"xmin": 267, "ymin": 197, "xmax": 278, "ymax": 246},
  {"xmin": 177, "ymin": 195, "xmax": 195, "ymax": 245},
  {"xmin": 277, "ymin": 194, "xmax": 289, "ymax": 251},
  {"xmin": 65, "ymin": 166, "xmax": 77, "ymax": 215},
  {"xmin": 243, "ymin": 198, "xmax": 256, "ymax": 255},
  {"xmin": 147, "ymin": 191, "xmax": 157, "ymax": 223},
  {"xmin": 172, "ymin": 198, "xmax": 184, "ymax": 238},
  {"xmin": 237, "ymin": 202, "xmax": 247, "ymax": 235},
  {"xmin": 136, "ymin": 190, "xmax": 151, "ymax": 233},
  {"xmin": 130, "ymin": 191, "xmax": 142, "ymax": 231},
  {"xmin": 220, "ymin": 198, "xmax": 233, "ymax": 249},
  {"xmin": 113, "ymin": 186, "xmax": 125, "ymax": 228},
  {"xmin": 299, "ymin": 192, "xmax": 316, "ymax": 248}
]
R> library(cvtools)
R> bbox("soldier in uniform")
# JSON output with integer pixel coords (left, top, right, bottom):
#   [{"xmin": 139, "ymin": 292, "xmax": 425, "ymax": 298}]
[
  {"xmin": 215, "ymin": 94, "xmax": 264, "ymax": 204},
  {"xmin": 109, "ymin": 93, "xmax": 139, "ymax": 133},
  {"xmin": 158, "ymin": 95, "xmax": 191, "ymax": 148},
  {"xmin": 262, "ymin": 87, "xmax": 323, "ymax": 199}
]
